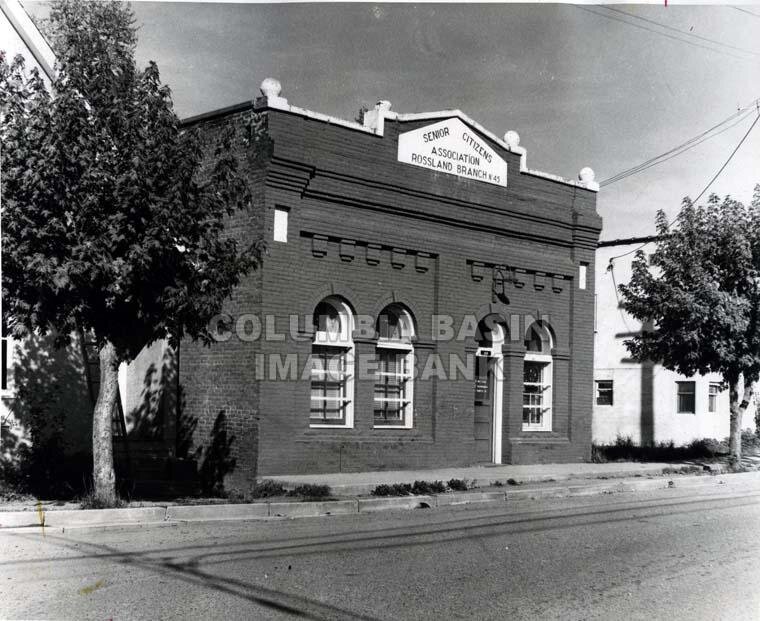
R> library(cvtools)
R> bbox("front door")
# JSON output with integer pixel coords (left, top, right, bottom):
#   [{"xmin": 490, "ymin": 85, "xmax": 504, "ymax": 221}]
[{"xmin": 474, "ymin": 353, "xmax": 495, "ymax": 462}]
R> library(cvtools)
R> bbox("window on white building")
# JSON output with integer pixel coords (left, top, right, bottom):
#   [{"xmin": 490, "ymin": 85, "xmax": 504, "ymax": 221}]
[
  {"xmin": 1, "ymin": 314, "xmax": 11, "ymax": 394},
  {"xmin": 596, "ymin": 380, "xmax": 613, "ymax": 406},
  {"xmin": 273, "ymin": 207, "xmax": 288, "ymax": 243},
  {"xmin": 677, "ymin": 381, "xmax": 696, "ymax": 414},
  {"xmin": 523, "ymin": 323, "xmax": 553, "ymax": 431},
  {"xmin": 1, "ymin": 337, "xmax": 8, "ymax": 392},
  {"xmin": 374, "ymin": 305, "xmax": 415, "ymax": 428},
  {"xmin": 310, "ymin": 297, "xmax": 354, "ymax": 427},
  {"xmin": 709, "ymin": 383, "xmax": 721, "ymax": 413}
]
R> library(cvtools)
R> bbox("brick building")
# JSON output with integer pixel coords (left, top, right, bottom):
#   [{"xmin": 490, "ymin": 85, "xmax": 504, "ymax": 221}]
[{"xmin": 177, "ymin": 79, "xmax": 602, "ymax": 486}]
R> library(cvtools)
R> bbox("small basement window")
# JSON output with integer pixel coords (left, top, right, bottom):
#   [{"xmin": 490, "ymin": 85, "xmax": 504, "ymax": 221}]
[{"xmin": 596, "ymin": 380, "xmax": 613, "ymax": 406}]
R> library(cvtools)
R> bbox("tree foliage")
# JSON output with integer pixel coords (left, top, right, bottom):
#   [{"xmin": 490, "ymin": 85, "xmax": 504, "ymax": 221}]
[
  {"xmin": 1, "ymin": 0, "xmax": 261, "ymax": 362},
  {"xmin": 619, "ymin": 187, "xmax": 760, "ymax": 463},
  {"xmin": 620, "ymin": 190, "xmax": 760, "ymax": 383},
  {"xmin": 1, "ymin": 0, "xmax": 262, "ymax": 502}
]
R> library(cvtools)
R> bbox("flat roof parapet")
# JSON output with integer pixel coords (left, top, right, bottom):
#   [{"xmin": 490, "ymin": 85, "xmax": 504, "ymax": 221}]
[{"xmin": 184, "ymin": 78, "xmax": 600, "ymax": 193}]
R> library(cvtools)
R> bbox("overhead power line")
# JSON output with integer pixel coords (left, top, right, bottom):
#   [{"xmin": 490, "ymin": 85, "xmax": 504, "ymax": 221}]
[
  {"xmin": 604, "ymin": 6, "xmax": 760, "ymax": 58},
  {"xmin": 601, "ymin": 103, "xmax": 759, "ymax": 187},
  {"xmin": 692, "ymin": 111, "xmax": 760, "ymax": 203},
  {"xmin": 606, "ymin": 109, "xmax": 760, "ymax": 264},
  {"xmin": 732, "ymin": 7, "xmax": 760, "ymax": 19},
  {"xmin": 602, "ymin": 112, "xmax": 754, "ymax": 186},
  {"xmin": 574, "ymin": 5, "xmax": 755, "ymax": 62}
]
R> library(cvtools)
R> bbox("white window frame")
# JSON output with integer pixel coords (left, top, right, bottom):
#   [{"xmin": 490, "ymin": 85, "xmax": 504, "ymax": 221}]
[
  {"xmin": 708, "ymin": 383, "xmax": 720, "ymax": 413},
  {"xmin": 522, "ymin": 324, "xmax": 554, "ymax": 432},
  {"xmin": 373, "ymin": 306, "xmax": 415, "ymax": 429},
  {"xmin": 273, "ymin": 207, "xmax": 288, "ymax": 243},
  {"xmin": 310, "ymin": 297, "xmax": 355, "ymax": 429},
  {"xmin": 579, "ymin": 262, "xmax": 588, "ymax": 290},
  {"xmin": 522, "ymin": 354, "xmax": 553, "ymax": 431}
]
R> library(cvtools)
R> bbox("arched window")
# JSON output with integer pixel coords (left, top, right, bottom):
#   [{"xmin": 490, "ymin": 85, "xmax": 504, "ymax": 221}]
[
  {"xmin": 374, "ymin": 304, "xmax": 415, "ymax": 428},
  {"xmin": 523, "ymin": 322, "xmax": 553, "ymax": 431},
  {"xmin": 310, "ymin": 296, "xmax": 354, "ymax": 428}
]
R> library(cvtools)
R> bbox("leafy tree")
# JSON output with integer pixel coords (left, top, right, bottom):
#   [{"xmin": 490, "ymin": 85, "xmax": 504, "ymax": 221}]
[
  {"xmin": 619, "ymin": 188, "xmax": 760, "ymax": 467},
  {"xmin": 1, "ymin": 0, "xmax": 261, "ymax": 504}
]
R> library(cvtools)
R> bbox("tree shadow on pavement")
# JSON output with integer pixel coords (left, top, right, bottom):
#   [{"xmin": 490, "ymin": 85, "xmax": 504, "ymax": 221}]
[{"xmin": 5, "ymin": 530, "xmax": 381, "ymax": 621}]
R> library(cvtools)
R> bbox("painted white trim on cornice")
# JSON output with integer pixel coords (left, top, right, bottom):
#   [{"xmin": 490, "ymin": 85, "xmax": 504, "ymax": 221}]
[
  {"xmin": 0, "ymin": 0, "xmax": 56, "ymax": 82},
  {"xmin": 262, "ymin": 95, "xmax": 599, "ymax": 193},
  {"xmin": 267, "ymin": 99, "xmax": 378, "ymax": 136}
]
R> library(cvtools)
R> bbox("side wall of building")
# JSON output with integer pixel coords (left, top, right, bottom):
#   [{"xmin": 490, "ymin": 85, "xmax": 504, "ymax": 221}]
[
  {"xmin": 177, "ymin": 108, "xmax": 268, "ymax": 491},
  {"xmin": 1, "ymin": 0, "xmax": 59, "ymax": 457},
  {"xmin": 593, "ymin": 244, "xmax": 757, "ymax": 446}
]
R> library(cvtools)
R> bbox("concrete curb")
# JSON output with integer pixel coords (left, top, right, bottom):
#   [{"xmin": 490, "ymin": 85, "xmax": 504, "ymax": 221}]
[
  {"xmin": 0, "ymin": 506, "xmax": 168, "ymax": 529},
  {"xmin": 289, "ymin": 464, "xmax": 713, "ymax": 497},
  {"xmin": 269, "ymin": 500, "xmax": 358, "ymax": 517},
  {"xmin": 358, "ymin": 495, "xmax": 435, "ymax": 512},
  {"xmin": 166, "ymin": 503, "xmax": 269, "ymax": 522},
  {"xmin": 0, "ymin": 511, "xmax": 48, "ymax": 528},
  {"xmin": 504, "ymin": 470, "xmax": 760, "ymax": 500},
  {"xmin": 2, "ymin": 470, "xmax": 757, "ymax": 531},
  {"xmin": 435, "ymin": 491, "xmax": 505, "ymax": 506}
]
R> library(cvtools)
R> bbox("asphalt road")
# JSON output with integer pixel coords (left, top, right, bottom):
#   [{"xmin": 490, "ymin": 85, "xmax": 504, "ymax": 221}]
[{"xmin": 2, "ymin": 479, "xmax": 760, "ymax": 620}]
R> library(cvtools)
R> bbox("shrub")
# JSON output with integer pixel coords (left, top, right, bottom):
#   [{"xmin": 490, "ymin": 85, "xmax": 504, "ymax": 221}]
[
  {"xmin": 1, "ymin": 438, "xmax": 91, "ymax": 500},
  {"xmin": 372, "ymin": 479, "xmax": 469, "ymax": 496},
  {"xmin": 741, "ymin": 429, "xmax": 760, "ymax": 449},
  {"xmin": 411, "ymin": 480, "xmax": 446, "ymax": 495},
  {"xmin": 591, "ymin": 444, "xmax": 608, "ymax": 464},
  {"xmin": 447, "ymin": 478, "xmax": 468, "ymax": 491},
  {"xmin": 249, "ymin": 480, "xmax": 286, "ymax": 499},
  {"xmin": 287, "ymin": 484, "xmax": 331, "ymax": 500},
  {"xmin": 371, "ymin": 483, "xmax": 413, "ymax": 497},
  {"xmin": 592, "ymin": 436, "xmax": 725, "ymax": 463}
]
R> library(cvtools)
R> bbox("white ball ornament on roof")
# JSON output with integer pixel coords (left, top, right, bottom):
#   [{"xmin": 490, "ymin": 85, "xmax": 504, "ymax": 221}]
[
  {"xmin": 578, "ymin": 167, "xmax": 595, "ymax": 184},
  {"xmin": 504, "ymin": 130, "xmax": 520, "ymax": 150},
  {"xmin": 260, "ymin": 77, "xmax": 282, "ymax": 99},
  {"xmin": 375, "ymin": 100, "xmax": 392, "ymax": 112}
]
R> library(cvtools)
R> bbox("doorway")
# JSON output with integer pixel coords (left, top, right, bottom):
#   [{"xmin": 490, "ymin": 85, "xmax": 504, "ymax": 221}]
[{"xmin": 473, "ymin": 321, "xmax": 505, "ymax": 463}]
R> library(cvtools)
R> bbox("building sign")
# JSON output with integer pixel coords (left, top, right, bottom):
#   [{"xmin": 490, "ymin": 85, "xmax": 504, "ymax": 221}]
[
  {"xmin": 397, "ymin": 118, "xmax": 507, "ymax": 187},
  {"xmin": 474, "ymin": 355, "xmax": 492, "ymax": 404}
]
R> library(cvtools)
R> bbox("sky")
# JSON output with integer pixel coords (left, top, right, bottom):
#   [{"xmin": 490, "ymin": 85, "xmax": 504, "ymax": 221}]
[{"xmin": 23, "ymin": 1, "xmax": 760, "ymax": 242}]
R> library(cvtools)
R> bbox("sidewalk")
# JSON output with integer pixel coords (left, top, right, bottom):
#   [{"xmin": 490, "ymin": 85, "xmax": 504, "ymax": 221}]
[
  {"xmin": 264, "ymin": 461, "xmax": 712, "ymax": 496},
  {"xmin": 2, "ymin": 466, "xmax": 757, "ymax": 531}
]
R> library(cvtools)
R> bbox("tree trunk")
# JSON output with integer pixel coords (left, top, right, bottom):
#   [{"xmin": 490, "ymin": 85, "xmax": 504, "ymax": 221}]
[
  {"xmin": 728, "ymin": 374, "xmax": 754, "ymax": 470},
  {"xmin": 92, "ymin": 340, "xmax": 118, "ymax": 505}
]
